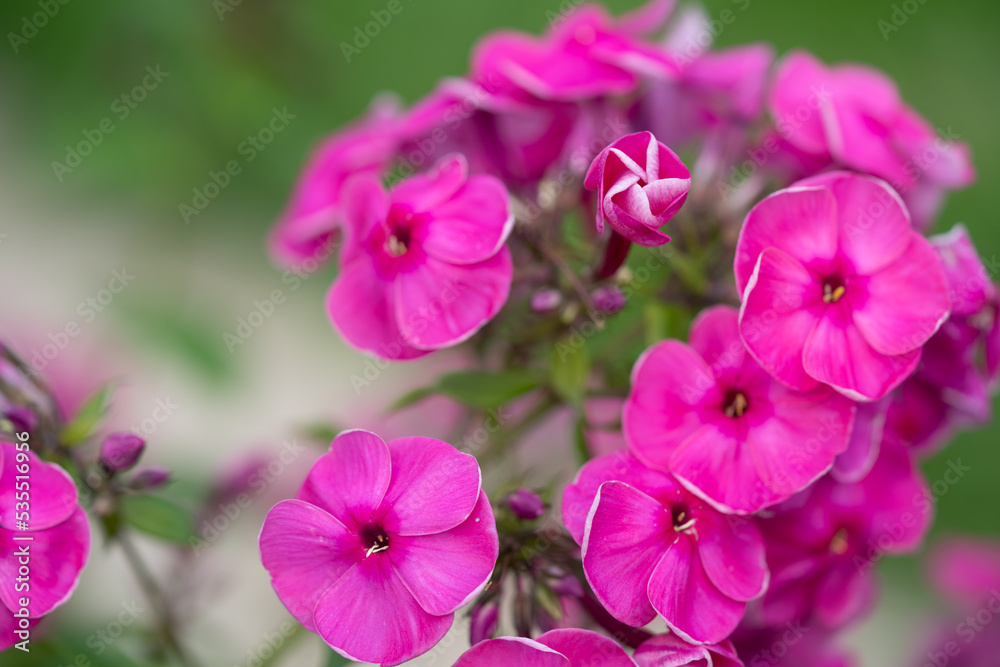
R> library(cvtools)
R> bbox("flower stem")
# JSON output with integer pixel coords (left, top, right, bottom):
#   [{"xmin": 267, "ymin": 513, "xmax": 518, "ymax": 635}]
[
  {"xmin": 118, "ymin": 531, "xmax": 201, "ymax": 667},
  {"xmin": 594, "ymin": 230, "xmax": 632, "ymax": 281},
  {"xmin": 533, "ymin": 238, "xmax": 602, "ymax": 327}
]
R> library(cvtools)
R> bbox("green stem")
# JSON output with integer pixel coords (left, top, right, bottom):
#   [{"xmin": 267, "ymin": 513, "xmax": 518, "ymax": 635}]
[
  {"xmin": 118, "ymin": 531, "xmax": 201, "ymax": 667},
  {"xmin": 519, "ymin": 229, "xmax": 603, "ymax": 328}
]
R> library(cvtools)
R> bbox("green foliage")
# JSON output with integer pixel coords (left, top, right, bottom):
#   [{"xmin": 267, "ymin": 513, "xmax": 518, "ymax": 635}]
[
  {"xmin": 121, "ymin": 494, "xmax": 194, "ymax": 543},
  {"xmin": 549, "ymin": 336, "xmax": 590, "ymax": 409},
  {"xmin": 60, "ymin": 383, "xmax": 114, "ymax": 445},
  {"xmin": 389, "ymin": 369, "xmax": 540, "ymax": 411}
]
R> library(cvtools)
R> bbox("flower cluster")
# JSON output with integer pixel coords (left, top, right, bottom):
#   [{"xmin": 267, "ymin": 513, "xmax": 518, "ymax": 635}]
[{"xmin": 261, "ymin": 1, "xmax": 988, "ymax": 666}]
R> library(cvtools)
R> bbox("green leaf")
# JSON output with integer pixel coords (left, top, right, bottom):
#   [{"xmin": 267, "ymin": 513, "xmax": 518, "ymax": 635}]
[
  {"xmin": 121, "ymin": 495, "xmax": 193, "ymax": 544},
  {"xmin": 549, "ymin": 338, "xmax": 589, "ymax": 408},
  {"xmin": 60, "ymin": 383, "xmax": 114, "ymax": 445},
  {"xmin": 437, "ymin": 370, "xmax": 539, "ymax": 409},
  {"xmin": 388, "ymin": 370, "xmax": 539, "ymax": 412}
]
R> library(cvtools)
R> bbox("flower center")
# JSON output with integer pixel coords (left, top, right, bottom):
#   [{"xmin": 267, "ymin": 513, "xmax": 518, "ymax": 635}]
[
  {"xmin": 723, "ymin": 390, "xmax": 749, "ymax": 418},
  {"xmin": 822, "ymin": 277, "xmax": 846, "ymax": 304},
  {"xmin": 382, "ymin": 205, "xmax": 416, "ymax": 258},
  {"xmin": 361, "ymin": 524, "xmax": 390, "ymax": 557},
  {"xmin": 671, "ymin": 503, "xmax": 697, "ymax": 535},
  {"xmin": 829, "ymin": 528, "xmax": 849, "ymax": 555},
  {"xmin": 384, "ymin": 227, "xmax": 411, "ymax": 257}
]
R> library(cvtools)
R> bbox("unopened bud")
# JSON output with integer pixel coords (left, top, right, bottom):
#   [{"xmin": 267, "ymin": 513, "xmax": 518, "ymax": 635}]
[
  {"xmin": 100, "ymin": 432, "xmax": 145, "ymax": 472},
  {"xmin": 531, "ymin": 289, "xmax": 562, "ymax": 314},
  {"xmin": 469, "ymin": 602, "xmax": 499, "ymax": 645},
  {"xmin": 507, "ymin": 488, "xmax": 545, "ymax": 521},
  {"xmin": 4, "ymin": 406, "xmax": 37, "ymax": 433},
  {"xmin": 591, "ymin": 286, "xmax": 626, "ymax": 314},
  {"xmin": 129, "ymin": 466, "xmax": 171, "ymax": 490}
]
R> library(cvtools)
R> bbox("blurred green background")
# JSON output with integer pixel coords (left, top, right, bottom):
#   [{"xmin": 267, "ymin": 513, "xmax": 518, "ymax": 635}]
[{"xmin": 1, "ymin": 0, "xmax": 998, "ymax": 664}]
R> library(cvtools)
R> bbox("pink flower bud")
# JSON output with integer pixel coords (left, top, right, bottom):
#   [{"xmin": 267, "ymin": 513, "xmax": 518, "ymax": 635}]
[
  {"xmin": 592, "ymin": 286, "xmax": 626, "ymax": 314},
  {"xmin": 531, "ymin": 289, "xmax": 562, "ymax": 314},
  {"xmin": 129, "ymin": 466, "xmax": 172, "ymax": 490},
  {"xmin": 584, "ymin": 131, "xmax": 690, "ymax": 247},
  {"xmin": 4, "ymin": 406, "xmax": 37, "ymax": 433},
  {"xmin": 100, "ymin": 432, "xmax": 146, "ymax": 472},
  {"xmin": 469, "ymin": 602, "xmax": 499, "ymax": 645},
  {"xmin": 506, "ymin": 488, "xmax": 545, "ymax": 520}
]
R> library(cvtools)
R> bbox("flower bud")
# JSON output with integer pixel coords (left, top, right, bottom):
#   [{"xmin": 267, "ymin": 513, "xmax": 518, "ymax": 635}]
[
  {"xmin": 584, "ymin": 131, "xmax": 690, "ymax": 246},
  {"xmin": 506, "ymin": 488, "xmax": 545, "ymax": 521},
  {"xmin": 4, "ymin": 406, "xmax": 37, "ymax": 433},
  {"xmin": 469, "ymin": 601, "xmax": 499, "ymax": 645},
  {"xmin": 531, "ymin": 289, "xmax": 562, "ymax": 314},
  {"xmin": 592, "ymin": 286, "xmax": 626, "ymax": 315},
  {"xmin": 100, "ymin": 432, "xmax": 146, "ymax": 472},
  {"xmin": 129, "ymin": 466, "xmax": 172, "ymax": 490}
]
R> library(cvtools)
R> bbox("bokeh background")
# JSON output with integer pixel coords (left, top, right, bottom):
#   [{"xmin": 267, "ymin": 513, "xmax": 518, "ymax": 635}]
[{"xmin": 1, "ymin": 0, "xmax": 998, "ymax": 665}]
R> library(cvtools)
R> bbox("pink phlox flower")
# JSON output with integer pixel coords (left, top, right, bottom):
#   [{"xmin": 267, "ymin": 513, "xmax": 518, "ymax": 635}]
[
  {"xmin": 327, "ymin": 154, "xmax": 513, "ymax": 360},
  {"xmin": 624, "ymin": 305, "xmax": 855, "ymax": 514},
  {"xmin": 453, "ymin": 628, "xmax": 638, "ymax": 667},
  {"xmin": 735, "ymin": 171, "xmax": 951, "ymax": 401},
  {"xmin": 259, "ymin": 429, "xmax": 498, "ymax": 666}
]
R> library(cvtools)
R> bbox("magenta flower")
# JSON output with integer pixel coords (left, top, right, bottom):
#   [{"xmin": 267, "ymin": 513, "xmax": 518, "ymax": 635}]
[
  {"xmin": 918, "ymin": 538, "xmax": 1000, "ymax": 667},
  {"xmin": 641, "ymin": 43, "xmax": 773, "ymax": 149},
  {"xmin": 735, "ymin": 171, "xmax": 951, "ymax": 401},
  {"xmin": 397, "ymin": 77, "xmax": 589, "ymax": 188},
  {"xmin": 927, "ymin": 537, "xmax": 1000, "ymax": 611},
  {"xmin": 584, "ymin": 131, "xmax": 691, "ymax": 246},
  {"xmin": 730, "ymin": 622, "xmax": 855, "ymax": 667},
  {"xmin": 268, "ymin": 95, "xmax": 400, "ymax": 266},
  {"xmin": 471, "ymin": 1, "xmax": 678, "ymax": 103},
  {"xmin": 634, "ymin": 633, "xmax": 742, "ymax": 667},
  {"xmin": 829, "ymin": 397, "xmax": 889, "ymax": 483},
  {"xmin": 623, "ymin": 305, "xmax": 855, "ymax": 514},
  {"xmin": 0, "ymin": 441, "xmax": 90, "ymax": 651},
  {"xmin": 259, "ymin": 430, "xmax": 498, "ymax": 666},
  {"xmin": 563, "ymin": 451, "xmax": 768, "ymax": 644},
  {"xmin": 883, "ymin": 225, "xmax": 999, "ymax": 454},
  {"xmin": 759, "ymin": 437, "xmax": 929, "ymax": 628},
  {"xmin": 327, "ymin": 154, "xmax": 513, "ymax": 360},
  {"xmin": 769, "ymin": 50, "xmax": 975, "ymax": 229},
  {"xmin": 454, "ymin": 628, "xmax": 637, "ymax": 667}
]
